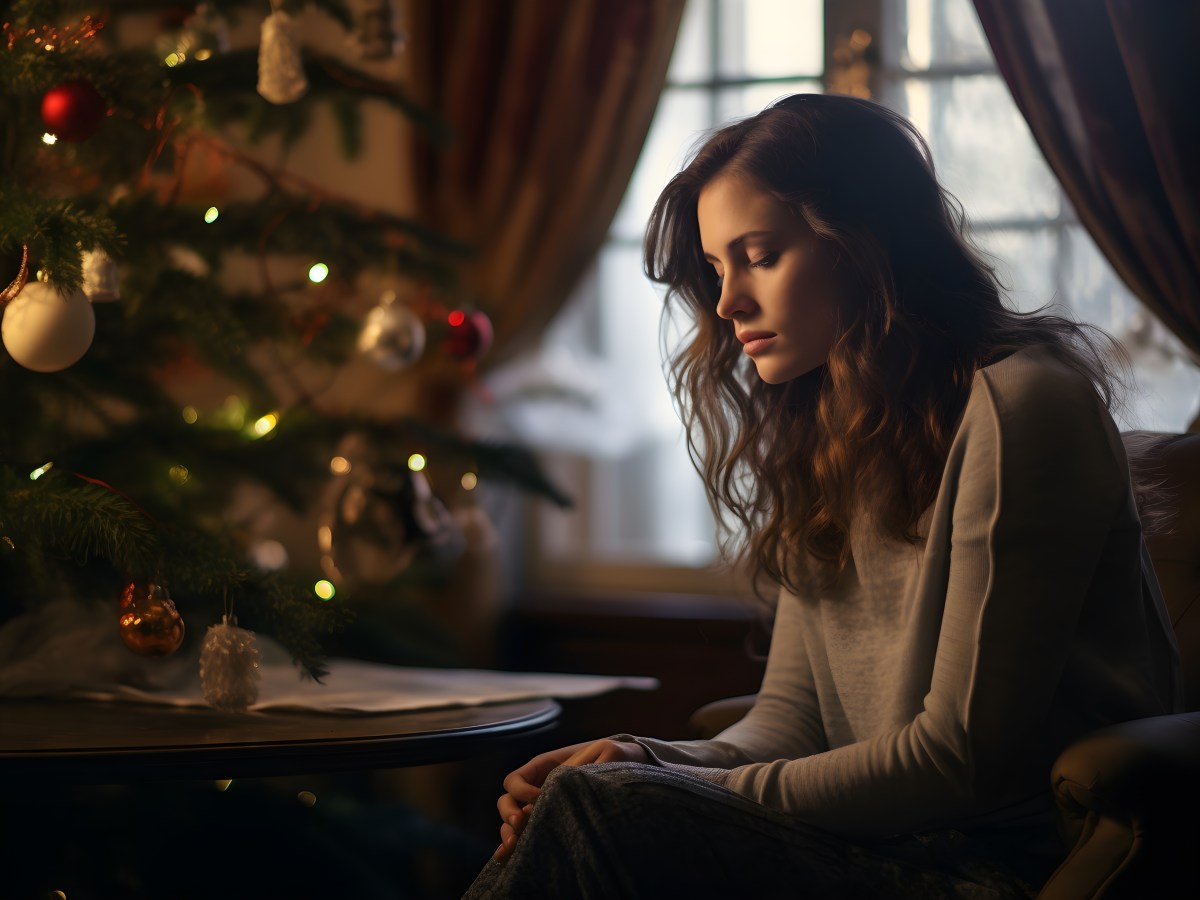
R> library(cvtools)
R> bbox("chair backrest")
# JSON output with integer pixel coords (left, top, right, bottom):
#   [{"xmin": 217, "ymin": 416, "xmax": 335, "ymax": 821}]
[{"xmin": 1125, "ymin": 431, "xmax": 1200, "ymax": 711}]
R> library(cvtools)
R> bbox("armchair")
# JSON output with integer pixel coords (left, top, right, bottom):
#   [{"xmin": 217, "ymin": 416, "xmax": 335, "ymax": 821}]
[{"xmin": 689, "ymin": 431, "xmax": 1200, "ymax": 899}]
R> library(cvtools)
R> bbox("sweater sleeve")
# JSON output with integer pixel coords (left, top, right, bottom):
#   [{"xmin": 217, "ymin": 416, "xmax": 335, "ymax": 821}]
[
  {"xmin": 616, "ymin": 586, "xmax": 829, "ymax": 771},
  {"xmin": 636, "ymin": 356, "xmax": 1130, "ymax": 836}
]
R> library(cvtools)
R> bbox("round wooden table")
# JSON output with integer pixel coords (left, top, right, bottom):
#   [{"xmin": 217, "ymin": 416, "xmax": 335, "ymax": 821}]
[{"xmin": 0, "ymin": 696, "xmax": 561, "ymax": 782}]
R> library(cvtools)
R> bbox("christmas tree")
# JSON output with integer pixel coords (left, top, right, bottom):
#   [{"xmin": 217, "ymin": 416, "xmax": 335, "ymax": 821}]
[{"xmin": 0, "ymin": 0, "xmax": 569, "ymax": 683}]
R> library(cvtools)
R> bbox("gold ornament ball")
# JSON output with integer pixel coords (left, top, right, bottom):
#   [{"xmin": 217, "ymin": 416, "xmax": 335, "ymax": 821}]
[{"xmin": 118, "ymin": 582, "xmax": 186, "ymax": 657}]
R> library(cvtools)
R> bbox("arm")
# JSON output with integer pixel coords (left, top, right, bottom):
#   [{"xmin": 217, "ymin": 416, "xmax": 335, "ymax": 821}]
[
  {"xmin": 681, "ymin": 361, "xmax": 1129, "ymax": 836},
  {"xmin": 614, "ymin": 585, "xmax": 829, "ymax": 771}
]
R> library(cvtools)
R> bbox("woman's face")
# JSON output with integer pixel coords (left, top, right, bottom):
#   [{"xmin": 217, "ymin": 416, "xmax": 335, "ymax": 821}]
[{"xmin": 697, "ymin": 173, "xmax": 845, "ymax": 384}]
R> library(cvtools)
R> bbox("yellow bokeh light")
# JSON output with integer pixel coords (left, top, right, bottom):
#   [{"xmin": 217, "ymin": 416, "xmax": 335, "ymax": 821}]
[
  {"xmin": 169, "ymin": 464, "xmax": 191, "ymax": 485},
  {"xmin": 29, "ymin": 461, "xmax": 54, "ymax": 481},
  {"xmin": 314, "ymin": 580, "xmax": 336, "ymax": 600},
  {"xmin": 307, "ymin": 262, "xmax": 329, "ymax": 283},
  {"xmin": 194, "ymin": 48, "xmax": 213, "ymax": 61},
  {"xmin": 407, "ymin": 453, "xmax": 427, "ymax": 472},
  {"xmin": 329, "ymin": 456, "xmax": 351, "ymax": 475},
  {"xmin": 181, "ymin": 405, "xmax": 199, "ymax": 424},
  {"xmin": 164, "ymin": 52, "xmax": 181, "ymax": 67},
  {"xmin": 253, "ymin": 413, "xmax": 278, "ymax": 436},
  {"xmin": 204, "ymin": 206, "xmax": 219, "ymax": 224},
  {"xmin": 461, "ymin": 472, "xmax": 478, "ymax": 490},
  {"xmin": 42, "ymin": 132, "xmax": 57, "ymax": 145}
]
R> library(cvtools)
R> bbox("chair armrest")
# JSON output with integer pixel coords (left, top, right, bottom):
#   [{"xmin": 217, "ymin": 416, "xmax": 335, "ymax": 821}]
[
  {"xmin": 688, "ymin": 693, "xmax": 756, "ymax": 739},
  {"xmin": 1038, "ymin": 712, "xmax": 1200, "ymax": 900}
]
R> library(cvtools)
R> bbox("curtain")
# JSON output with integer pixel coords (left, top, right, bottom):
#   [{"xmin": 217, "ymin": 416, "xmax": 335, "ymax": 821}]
[
  {"xmin": 408, "ymin": 0, "xmax": 686, "ymax": 369},
  {"xmin": 972, "ymin": 0, "xmax": 1200, "ymax": 379}
]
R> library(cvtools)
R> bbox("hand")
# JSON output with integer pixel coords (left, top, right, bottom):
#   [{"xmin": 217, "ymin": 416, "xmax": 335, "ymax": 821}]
[{"xmin": 493, "ymin": 738, "xmax": 649, "ymax": 861}]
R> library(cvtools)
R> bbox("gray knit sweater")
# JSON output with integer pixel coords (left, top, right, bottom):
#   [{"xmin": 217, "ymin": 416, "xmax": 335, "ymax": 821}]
[{"xmin": 622, "ymin": 346, "xmax": 1181, "ymax": 837}]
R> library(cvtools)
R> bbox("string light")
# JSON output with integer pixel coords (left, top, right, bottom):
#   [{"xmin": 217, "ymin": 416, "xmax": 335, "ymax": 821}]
[
  {"xmin": 461, "ymin": 472, "xmax": 478, "ymax": 490},
  {"xmin": 329, "ymin": 456, "xmax": 351, "ymax": 475},
  {"xmin": 407, "ymin": 453, "xmax": 426, "ymax": 472},
  {"xmin": 42, "ymin": 133, "xmax": 57, "ymax": 145},
  {"xmin": 307, "ymin": 262, "xmax": 329, "ymax": 283},
  {"xmin": 204, "ymin": 206, "xmax": 219, "ymax": 223},
  {"xmin": 252, "ymin": 413, "xmax": 278, "ymax": 437},
  {"xmin": 29, "ymin": 461, "xmax": 54, "ymax": 481},
  {"xmin": 164, "ymin": 52, "xmax": 182, "ymax": 67},
  {"xmin": 314, "ymin": 580, "xmax": 335, "ymax": 600}
]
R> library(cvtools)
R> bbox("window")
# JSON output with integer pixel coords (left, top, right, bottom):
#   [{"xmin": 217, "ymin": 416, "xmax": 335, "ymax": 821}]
[{"xmin": 484, "ymin": 0, "xmax": 1200, "ymax": 588}]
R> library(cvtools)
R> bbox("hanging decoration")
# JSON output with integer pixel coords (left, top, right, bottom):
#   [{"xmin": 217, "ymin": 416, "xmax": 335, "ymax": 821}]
[
  {"xmin": 317, "ymin": 432, "xmax": 463, "ymax": 588},
  {"xmin": 81, "ymin": 249, "xmax": 120, "ymax": 302},
  {"xmin": 442, "ymin": 309, "xmax": 494, "ymax": 361},
  {"xmin": 357, "ymin": 289, "xmax": 425, "ymax": 370},
  {"xmin": 348, "ymin": 0, "xmax": 406, "ymax": 60},
  {"xmin": 1, "ymin": 276, "xmax": 96, "ymax": 372},
  {"xmin": 118, "ymin": 581, "xmax": 186, "ymax": 657},
  {"xmin": 200, "ymin": 613, "xmax": 261, "ymax": 712},
  {"xmin": 0, "ymin": 243, "xmax": 29, "ymax": 305},
  {"xmin": 257, "ymin": 3, "xmax": 308, "ymax": 104},
  {"xmin": 40, "ymin": 79, "xmax": 108, "ymax": 142}
]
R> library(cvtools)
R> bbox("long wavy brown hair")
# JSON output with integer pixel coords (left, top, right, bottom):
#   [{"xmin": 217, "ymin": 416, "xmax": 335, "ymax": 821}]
[{"xmin": 644, "ymin": 94, "xmax": 1123, "ymax": 596}]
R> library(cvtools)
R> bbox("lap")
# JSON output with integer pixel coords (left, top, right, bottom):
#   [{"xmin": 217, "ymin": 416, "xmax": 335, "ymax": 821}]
[{"xmin": 465, "ymin": 762, "xmax": 1045, "ymax": 900}]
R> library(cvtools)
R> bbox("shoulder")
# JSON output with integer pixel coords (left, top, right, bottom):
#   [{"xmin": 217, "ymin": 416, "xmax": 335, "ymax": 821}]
[{"xmin": 957, "ymin": 344, "xmax": 1126, "ymax": 492}]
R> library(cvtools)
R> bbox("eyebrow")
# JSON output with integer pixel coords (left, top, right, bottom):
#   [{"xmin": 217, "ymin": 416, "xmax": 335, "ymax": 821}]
[{"xmin": 702, "ymin": 230, "xmax": 775, "ymax": 262}]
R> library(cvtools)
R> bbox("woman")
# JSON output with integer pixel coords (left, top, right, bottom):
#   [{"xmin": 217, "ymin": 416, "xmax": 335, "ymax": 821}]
[{"xmin": 464, "ymin": 95, "xmax": 1180, "ymax": 898}]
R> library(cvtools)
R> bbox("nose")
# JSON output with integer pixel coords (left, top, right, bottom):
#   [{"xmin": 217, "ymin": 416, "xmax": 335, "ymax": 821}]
[{"xmin": 715, "ymin": 272, "xmax": 756, "ymax": 320}]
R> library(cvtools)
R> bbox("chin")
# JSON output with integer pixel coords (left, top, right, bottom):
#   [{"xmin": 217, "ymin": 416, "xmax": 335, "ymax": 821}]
[{"xmin": 753, "ymin": 359, "xmax": 820, "ymax": 384}]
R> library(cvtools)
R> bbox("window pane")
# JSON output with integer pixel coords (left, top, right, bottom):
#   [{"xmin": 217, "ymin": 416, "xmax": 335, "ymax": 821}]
[
  {"xmin": 668, "ymin": 0, "xmax": 714, "ymax": 83},
  {"xmin": 973, "ymin": 227, "xmax": 1062, "ymax": 314},
  {"xmin": 894, "ymin": 75, "xmax": 1061, "ymax": 221},
  {"xmin": 610, "ymin": 88, "xmax": 711, "ymax": 242},
  {"xmin": 715, "ymin": 78, "xmax": 822, "ymax": 123},
  {"xmin": 891, "ymin": 0, "xmax": 992, "ymax": 71},
  {"xmin": 717, "ymin": 0, "xmax": 823, "ymax": 79}
]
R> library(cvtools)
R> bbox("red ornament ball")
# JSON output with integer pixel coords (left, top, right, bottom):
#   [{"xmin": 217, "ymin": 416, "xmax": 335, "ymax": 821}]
[
  {"xmin": 41, "ymin": 79, "xmax": 108, "ymax": 142},
  {"xmin": 442, "ymin": 309, "xmax": 493, "ymax": 360}
]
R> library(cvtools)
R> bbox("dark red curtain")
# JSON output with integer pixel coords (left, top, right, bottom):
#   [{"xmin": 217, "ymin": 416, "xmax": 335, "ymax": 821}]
[
  {"xmin": 973, "ymin": 0, "xmax": 1200, "ymax": 402},
  {"xmin": 408, "ymin": 0, "xmax": 686, "ymax": 368}
]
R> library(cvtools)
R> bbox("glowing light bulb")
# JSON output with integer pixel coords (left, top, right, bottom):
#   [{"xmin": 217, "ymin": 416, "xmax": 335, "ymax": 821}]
[
  {"xmin": 308, "ymin": 262, "xmax": 329, "ymax": 283},
  {"xmin": 42, "ymin": 133, "xmax": 57, "ymax": 145},
  {"xmin": 168, "ymin": 464, "xmax": 191, "ymax": 485},
  {"xmin": 182, "ymin": 406, "xmax": 199, "ymax": 424},
  {"xmin": 407, "ymin": 453, "xmax": 427, "ymax": 472},
  {"xmin": 461, "ymin": 472, "xmax": 478, "ymax": 490},
  {"xmin": 253, "ymin": 413, "xmax": 278, "ymax": 436},
  {"xmin": 314, "ymin": 580, "xmax": 335, "ymax": 600},
  {"xmin": 329, "ymin": 456, "xmax": 351, "ymax": 475},
  {"xmin": 448, "ymin": 309, "xmax": 466, "ymax": 327},
  {"xmin": 164, "ymin": 52, "xmax": 181, "ymax": 67},
  {"xmin": 204, "ymin": 206, "xmax": 219, "ymax": 223},
  {"xmin": 29, "ymin": 461, "xmax": 54, "ymax": 481}
]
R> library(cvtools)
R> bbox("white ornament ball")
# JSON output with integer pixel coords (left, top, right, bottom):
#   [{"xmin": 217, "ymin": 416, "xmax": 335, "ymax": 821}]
[
  {"xmin": 357, "ymin": 291, "xmax": 425, "ymax": 371},
  {"xmin": 2, "ymin": 280, "xmax": 96, "ymax": 372},
  {"xmin": 199, "ymin": 615, "xmax": 262, "ymax": 712}
]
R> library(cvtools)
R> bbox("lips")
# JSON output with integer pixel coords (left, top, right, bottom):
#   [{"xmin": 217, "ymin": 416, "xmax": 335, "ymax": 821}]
[{"xmin": 737, "ymin": 331, "xmax": 777, "ymax": 357}]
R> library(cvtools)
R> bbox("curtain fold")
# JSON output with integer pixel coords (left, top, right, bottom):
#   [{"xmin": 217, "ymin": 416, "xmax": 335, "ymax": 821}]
[
  {"xmin": 408, "ymin": 0, "xmax": 686, "ymax": 368},
  {"xmin": 972, "ymin": 0, "xmax": 1200, "ymax": 368}
]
